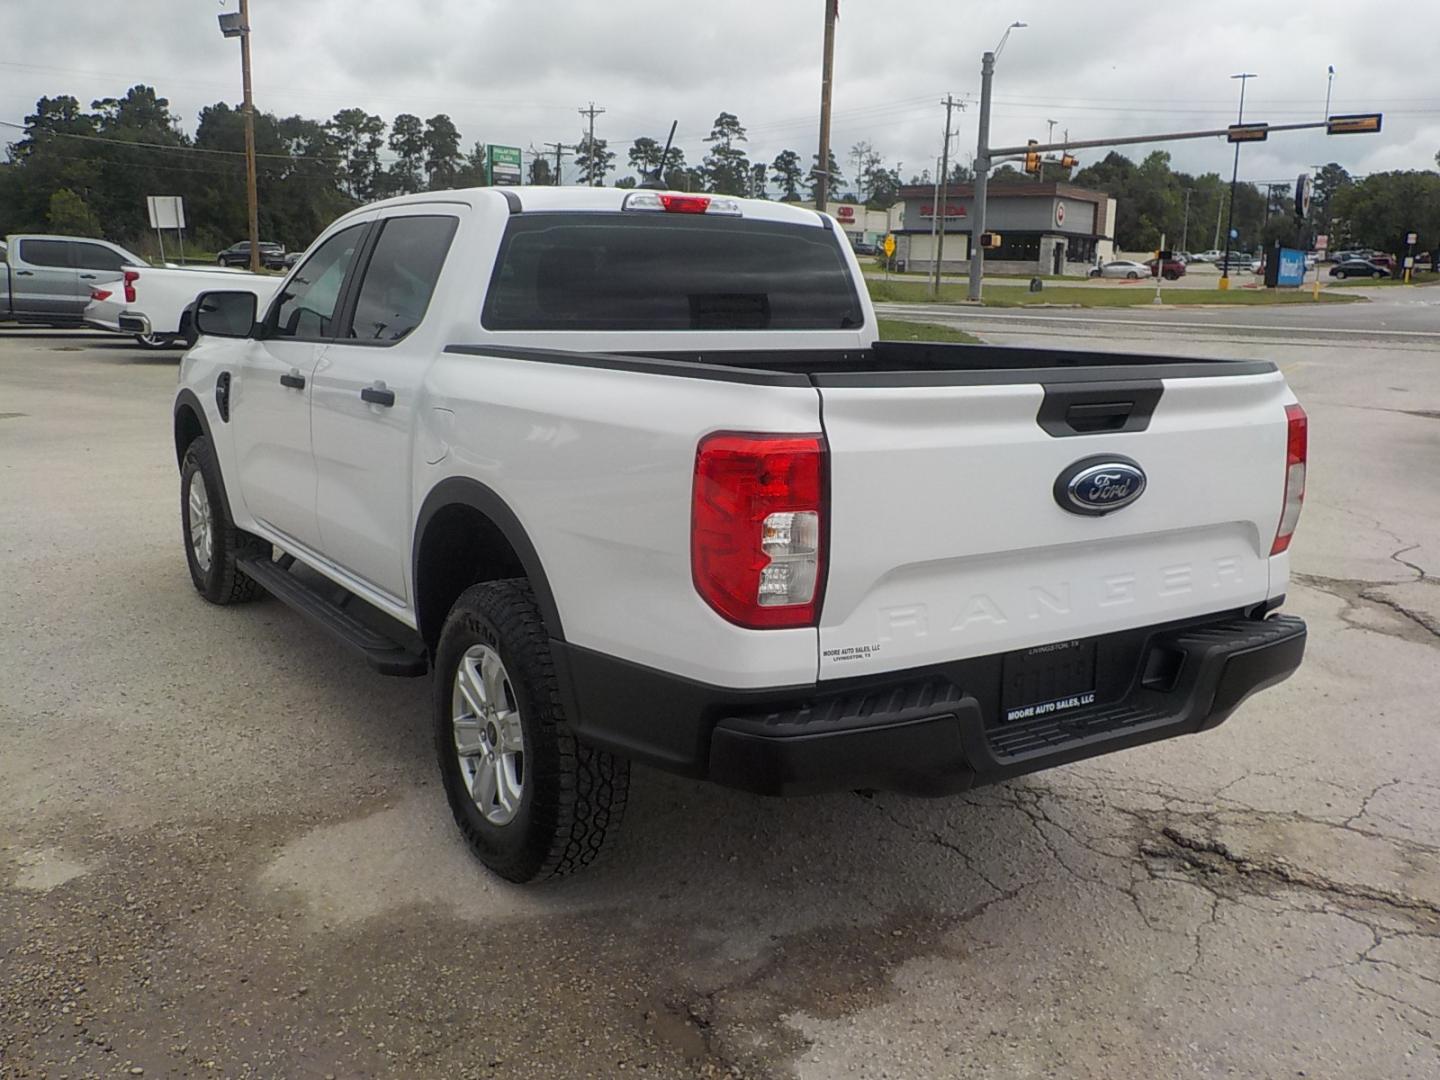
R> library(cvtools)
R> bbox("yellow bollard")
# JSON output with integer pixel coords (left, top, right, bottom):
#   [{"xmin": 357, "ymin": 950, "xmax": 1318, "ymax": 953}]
[{"xmin": 1218, "ymin": 277, "xmax": 1230, "ymax": 291}]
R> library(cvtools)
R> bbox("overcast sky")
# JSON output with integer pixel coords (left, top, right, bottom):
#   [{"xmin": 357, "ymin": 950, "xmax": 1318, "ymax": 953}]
[{"xmin": 5, "ymin": 0, "xmax": 1437, "ymax": 189}]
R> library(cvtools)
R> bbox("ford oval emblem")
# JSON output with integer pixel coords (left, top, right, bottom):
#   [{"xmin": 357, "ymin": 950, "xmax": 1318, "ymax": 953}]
[{"xmin": 1054, "ymin": 455, "xmax": 1147, "ymax": 516}]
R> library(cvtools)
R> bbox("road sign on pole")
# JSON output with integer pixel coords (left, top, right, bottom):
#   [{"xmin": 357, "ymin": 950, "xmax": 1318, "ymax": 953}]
[{"xmin": 487, "ymin": 145, "xmax": 523, "ymax": 186}]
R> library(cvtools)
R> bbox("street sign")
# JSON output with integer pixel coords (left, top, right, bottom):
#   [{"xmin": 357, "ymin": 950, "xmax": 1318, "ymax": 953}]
[
  {"xmin": 883, "ymin": 235, "xmax": 896, "ymax": 257},
  {"xmin": 486, "ymin": 145, "xmax": 523, "ymax": 186},
  {"xmin": 146, "ymin": 195, "xmax": 185, "ymax": 230},
  {"xmin": 1315, "ymin": 234, "xmax": 1328, "ymax": 251},
  {"xmin": 1276, "ymin": 248, "xmax": 1307, "ymax": 288},
  {"xmin": 1229, "ymin": 228, "xmax": 1239, "ymax": 239},
  {"xmin": 1227, "ymin": 123, "xmax": 1269, "ymax": 143},
  {"xmin": 1326, "ymin": 113, "xmax": 1383, "ymax": 135},
  {"xmin": 1406, "ymin": 232, "xmax": 1418, "ymax": 245}
]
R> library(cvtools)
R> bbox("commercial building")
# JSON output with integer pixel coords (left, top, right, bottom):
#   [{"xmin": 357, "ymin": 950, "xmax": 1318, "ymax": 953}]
[
  {"xmin": 893, "ymin": 182, "xmax": 1117, "ymax": 277},
  {"xmin": 806, "ymin": 200, "xmax": 903, "ymax": 248}
]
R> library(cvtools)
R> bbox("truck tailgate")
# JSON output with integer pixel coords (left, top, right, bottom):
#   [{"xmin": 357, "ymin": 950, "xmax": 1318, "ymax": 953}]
[{"xmin": 816, "ymin": 368, "xmax": 1292, "ymax": 679}]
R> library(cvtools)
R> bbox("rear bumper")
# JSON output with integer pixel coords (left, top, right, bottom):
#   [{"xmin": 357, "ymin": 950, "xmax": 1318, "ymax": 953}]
[{"xmin": 556, "ymin": 610, "xmax": 1306, "ymax": 797}]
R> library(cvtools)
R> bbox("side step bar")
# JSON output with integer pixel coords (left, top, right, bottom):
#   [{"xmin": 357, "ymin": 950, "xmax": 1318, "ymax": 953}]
[{"xmin": 237, "ymin": 555, "xmax": 428, "ymax": 677}]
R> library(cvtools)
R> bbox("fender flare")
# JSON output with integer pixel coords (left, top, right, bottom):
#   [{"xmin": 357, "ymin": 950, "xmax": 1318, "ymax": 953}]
[
  {"xmin": 173, "ymin": 388, "xmax": 239, "ymax": 522},
  {"xmin": 412, "ymin": 476, "xmax": 566, "ymax": 642}
]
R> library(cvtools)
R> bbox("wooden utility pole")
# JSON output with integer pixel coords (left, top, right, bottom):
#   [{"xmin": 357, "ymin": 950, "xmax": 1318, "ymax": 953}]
[
  {"xmin": 578, "ymin": 102, "xmax": 605, "ymax": 186},
  {"xmin": 238, "ymin": 0, "xmax": 260, "ymax": 272},
  {"xmin": 814, "ymin": 0, "xmax": 837, "ymax": 213},
  {"xmin": 931, "ymin": 95, "xmax": 960, "ymax": 298},
  {"xmin": 543, "ymin": 141, "xmax": 568, "ymax": 186}
]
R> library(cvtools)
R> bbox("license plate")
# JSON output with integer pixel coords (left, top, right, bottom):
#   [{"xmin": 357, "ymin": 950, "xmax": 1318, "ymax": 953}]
[{"xmin": 1000, "ymin": 639, "xmax": 1097, "ymax": 723}]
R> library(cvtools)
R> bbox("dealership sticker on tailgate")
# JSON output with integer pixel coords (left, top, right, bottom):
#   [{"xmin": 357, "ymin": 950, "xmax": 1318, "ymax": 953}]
[{"xmin": 1001, "ymin": 638, "xmax": 1098, "ymax": 722}]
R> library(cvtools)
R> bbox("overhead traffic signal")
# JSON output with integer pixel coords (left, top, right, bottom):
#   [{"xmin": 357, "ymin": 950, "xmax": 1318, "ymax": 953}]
[
  {"xmin": 1326, "ymin": 113, "xmax": 1382, "ymax": 135},
  {"xmin": 1024, "ymin": 140, "xmax": 1041, "ymax": 176},
  {"xmin": 1058, "ymin": 153, "xmax": 1078, "ymax": 170},
  {"xmin": 978, "ymin": 232, "xmax": 1003, "ymax": 250}
]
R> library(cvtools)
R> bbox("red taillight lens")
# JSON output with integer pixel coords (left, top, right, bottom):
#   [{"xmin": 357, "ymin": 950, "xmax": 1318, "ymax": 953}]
[
  {"xmin": 660, "ymin": 194, "xmax": 711, "ymax": 214},
  {"xmin": 692, "ymin": 432, "xmax": 828, "ymax": 629},
  {"xmin": 90, "ymin": 288, "xmax": 112, "ymax": 302},
  {"xmin": 123, "ymin": 270, "xmax": 139, "ymax": 304},
  {"xmin": 1271, "ymin": 403, "xmax": 1308, "ymax": 555}
]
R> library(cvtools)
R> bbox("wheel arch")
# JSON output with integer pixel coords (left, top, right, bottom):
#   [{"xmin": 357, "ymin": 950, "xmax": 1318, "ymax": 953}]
[{"xmin": 413, "ymin": 477, "xmax": 565, "ymax": 653}]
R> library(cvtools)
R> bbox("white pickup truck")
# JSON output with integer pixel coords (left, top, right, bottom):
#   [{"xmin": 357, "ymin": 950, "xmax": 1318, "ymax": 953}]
[
  {"xmin": 86, "ymin": 263, "xmax": 281, "ymax": 350},
  {"xmin": 173, "ymin": 187, "xmax": 1308, "ymax": 882}
]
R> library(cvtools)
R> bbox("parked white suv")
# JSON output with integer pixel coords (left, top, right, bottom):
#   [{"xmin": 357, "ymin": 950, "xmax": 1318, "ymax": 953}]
[{"xmin": 173, "ymin": 187, "xmax": 1308, "ymax": 882}]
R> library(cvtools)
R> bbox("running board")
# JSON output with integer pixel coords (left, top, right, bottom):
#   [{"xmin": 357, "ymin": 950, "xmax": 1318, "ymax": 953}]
[{"xmin": 237, "ymin": 555, "xmax": 429, "ymax": 677}]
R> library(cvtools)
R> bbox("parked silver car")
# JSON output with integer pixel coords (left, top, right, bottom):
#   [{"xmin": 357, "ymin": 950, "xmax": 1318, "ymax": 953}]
[{"xmin": 1089, "ymin": 260, "xmax": 1150, "ymax": 280}]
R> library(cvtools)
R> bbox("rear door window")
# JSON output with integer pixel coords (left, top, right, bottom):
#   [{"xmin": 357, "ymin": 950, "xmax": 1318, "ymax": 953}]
[
  {"xmin": 344, "ymin": 215, "xmax": 458, "ymax": 343},
  {"xmin": 70, "ymin": 243, "xmax": 130, "ymax": 272},
  {"xmin": 482, "ymin": 213, "xmax": 863, "ymax": 331}
]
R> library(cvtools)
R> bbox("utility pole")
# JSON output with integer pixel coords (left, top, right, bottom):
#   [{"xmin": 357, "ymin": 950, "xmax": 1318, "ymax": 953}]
[
  {"xmin": 578, "ymin": 102, "xmax": 605, "ymax": 186},
  {"xmin": 1180, "ymin": 187, "xmax": 1192, "ymax": 255},
  {"xmin": 238, "ymin": 0, "xmax": 260, "ymax": 273},
  {"xmin": 928, "ymin": 155, "xmax": 942, "ymax": 286},
  {"xmin": 1043, "ymin": 119, "xmax": 1057, "ymax": 182},
  {"xmin": 1220, "ymin": 73, "xmax": 1256, "ymax": 289},
  {"xmin": 931, "ymin": 94, "xmax": 961, "ymax": 297},
  {"xmin": 815, "ymin": 0, "xmax": 838, "ymax": 212},
  {"xmin": 967, "ymin": 51, "xmax": 997, "ymax": 302},
  {"xmin": 543, "ymin": 141, "xmax": 567, "ymax": 186}
]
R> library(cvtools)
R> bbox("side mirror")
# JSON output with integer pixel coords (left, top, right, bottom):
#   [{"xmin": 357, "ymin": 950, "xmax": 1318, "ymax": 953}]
[{"xmin": 194, "ymin": 290, "xmax": 257, "ymax": 339}]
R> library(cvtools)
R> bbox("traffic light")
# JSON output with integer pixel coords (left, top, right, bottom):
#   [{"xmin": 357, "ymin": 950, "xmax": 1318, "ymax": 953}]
[
  {"xmin": 1058, "ymin": 153, "xmax": 1078, "ymax": 170},
  {"xmin": 1326, "ymin": 113, "xmax": 1382, "ymax": 135},
  {"xmin": 1024, "ymin": 140, "xmax": 1041, "ymax": 176},
  {"xmin": 978, "ymin": 232, "xmax": 1003, "ymax": 250}
]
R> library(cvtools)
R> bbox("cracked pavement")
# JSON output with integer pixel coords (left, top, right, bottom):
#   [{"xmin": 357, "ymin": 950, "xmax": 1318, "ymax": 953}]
[{"xmin": 2, "ymin": 322, "xmax": 1437, "ymax": 1079}]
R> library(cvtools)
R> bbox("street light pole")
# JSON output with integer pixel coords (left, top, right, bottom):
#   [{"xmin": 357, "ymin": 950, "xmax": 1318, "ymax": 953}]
[
  {"xmin": 238, "ymin": 0, "xmax": 260, "ymax": 273},
  {"xmin": 1219, "ymin": 72, "xmax": 1256, "ymax": 289},
  {"xmin": 967, "ymin": 52, "xmax": 996, "ymax": 302}
]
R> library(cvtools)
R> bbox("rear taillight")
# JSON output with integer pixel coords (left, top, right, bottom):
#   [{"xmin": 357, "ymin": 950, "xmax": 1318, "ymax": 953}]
[
  {"xmin": 123, "ymin": 269, "xmax": 139, "ymax": 304},
  {"xmin": 90, "ymin": 288, "xmax": 112, "ymax": 302},
  {"xmin": 1270, "ymin": 403, "xmax": 1307, "ymax": 555},
  {"xmin": 692, "ymin": 432, "xmax": 827, "ymax": 629}
]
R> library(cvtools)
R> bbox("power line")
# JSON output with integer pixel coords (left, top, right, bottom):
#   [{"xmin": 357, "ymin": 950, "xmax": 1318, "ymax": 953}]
[{"xmin": 578, "ymin": 102, "xmax": 605, "ymax": 186}]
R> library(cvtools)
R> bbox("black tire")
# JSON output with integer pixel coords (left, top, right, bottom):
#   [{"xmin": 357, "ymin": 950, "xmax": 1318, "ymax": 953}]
[
  {"xmin": 134, "ymin": 332, "xmax": 177, "ymax": 350},
  {"xmin": 434, "ymin": 579, "xmax": 629, "ymax": 883},
  {"xmin": 216, "ymin": 256, "xmax": 228, "ymax": 266},
  {"xmin": 180, "ymin": 436, "xmax": 269, "ymax": 604},
  {"xmin": 1088, "ymin": 269, "xmax": 1101, "ymax": 278},
  {"xmin": 1127, "ymin": 270, "xmax": 1139, "ymax": 279}
]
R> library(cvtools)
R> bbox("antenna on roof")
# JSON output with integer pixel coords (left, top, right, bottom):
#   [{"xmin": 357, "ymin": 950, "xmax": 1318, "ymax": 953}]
[{"xmin": 639, "ymin": 121, "xmax": 678, "ymax": 189}]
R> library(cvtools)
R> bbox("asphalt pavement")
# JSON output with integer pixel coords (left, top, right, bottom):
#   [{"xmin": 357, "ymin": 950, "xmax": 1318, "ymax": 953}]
[{"xmin": 2, "ymin": 320, "xmax": 1437, "ymax": 1079}]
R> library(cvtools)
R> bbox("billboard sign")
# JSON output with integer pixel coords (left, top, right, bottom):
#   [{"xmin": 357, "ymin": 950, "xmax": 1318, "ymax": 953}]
[
  {"xmin": 487, "ymin": 145, "xmax": 523, "ymax": 186},
  {"xmin": 1276, "ymin": 247, "xmax": 1307, "ymax": 287}
]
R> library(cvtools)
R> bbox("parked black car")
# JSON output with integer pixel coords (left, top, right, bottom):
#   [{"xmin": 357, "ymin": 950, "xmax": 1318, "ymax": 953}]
[
  {"xmin": 217, "ymin": 241, "xmax": 285, "ymax": 269},
  {"xmin": 1328, "ymin": 257, "xmax": 1392, "ymax": 279}
]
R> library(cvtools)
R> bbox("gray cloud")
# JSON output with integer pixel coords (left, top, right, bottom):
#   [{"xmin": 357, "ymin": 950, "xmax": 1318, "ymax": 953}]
[{"xmin": 5, "ymin": 0, "xmax": 1436, "ymax": 186}]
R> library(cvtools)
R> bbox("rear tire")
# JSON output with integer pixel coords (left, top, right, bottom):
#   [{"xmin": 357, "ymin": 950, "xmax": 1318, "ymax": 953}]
[
  {"xmin": 1127, "ymin": 270, "xmax": 1139, "ymax": 279},
  {"xmin": 180, "ymin": 436, "xmax": 269, "ymax": 604},
  {"xmin": 135, "ymin": 332, "xmax": 177, "ymax": 350},
  {"xmin": 434, "ymin": 580, "xmax": 629, "ymax": 883}
]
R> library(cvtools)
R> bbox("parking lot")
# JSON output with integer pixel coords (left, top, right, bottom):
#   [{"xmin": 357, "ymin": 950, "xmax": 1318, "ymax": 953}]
[{"xmin": 2, "ymin": 321, "xmax": 1437, "ymax": 1078}]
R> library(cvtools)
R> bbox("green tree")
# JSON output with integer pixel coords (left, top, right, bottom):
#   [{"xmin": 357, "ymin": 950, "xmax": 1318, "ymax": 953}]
[
  {"xmin": 628, "ymin": 137, "xmax": 685, "ymax": 185},
  {"xmin": 573, "ymin": 134, "xmax": 615, "ymax": 186},
  {"xmin": 771, "ymin": 149, "xmax": 805, "ymax": 201},
  {"xmin": 47, "ymin": 187, "xmax": 100, "ymax": 235},
  {"xmin": 423, "ymin": 114, "xmax": 462, "ymax": 189},
  {"xmin": 386, "ymin": 113, "xmax": 426, "ymax": 195},
  {"xmin": 1311, "ymin": 162, "xmax": 1351, "ymax": 233},
  {"xmin": 748, "ymin": 162, "xmax": 768, "ymax": 198},
  {"xmin": 849, "ymin": 141, "xmax": 882, "ymax": 202},
  {"xmin": 1332, "ymin": 171, "xmax": 1440, "ymax": 255},
  {"xmin": 528, "ymin": 156, "xmax": 553, "ymax": 185},
  {"xmin": 807, "ymin": 149, "xmax": 844, "ymax": 200},
  {"xmin": 328, "ymin": 108, "xmax": 386, "ymax": 200},
  {"xmin": 703, "ymin": 112, "xmax": 750, "ymax": 195}
]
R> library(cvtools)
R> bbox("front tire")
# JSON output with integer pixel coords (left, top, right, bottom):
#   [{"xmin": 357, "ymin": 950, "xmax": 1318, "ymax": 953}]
[
  {"xmin": 135, "ymin": 332, "xmax": 177, "ymax": 350},
  {"xmin": 1127, "ymin": 270, "xmax": 1139, "ymax": 279},
  {"xmin": 180, "ymin": 436, "xmax": 269, "ymax": 604},
  {"xmin": 434, "ymin": 580, "xmax": 629, "ymax": 883}
]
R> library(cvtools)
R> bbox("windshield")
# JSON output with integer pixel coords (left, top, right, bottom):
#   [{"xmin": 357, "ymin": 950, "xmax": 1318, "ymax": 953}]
[{"xmin": 482, "ymin": 212, "xmax": 863, "ymax": 332}]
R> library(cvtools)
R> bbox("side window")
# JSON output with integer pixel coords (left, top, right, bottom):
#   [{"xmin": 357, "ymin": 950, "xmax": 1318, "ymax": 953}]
[
  {"xmin": 18, "ymin": 240, "xmax": 73, "ymax": 268},
  {"xmin": 71, "ymin": 243, "xmax": 130, "ymax": 272},
  {"xmin": 267, "ymin": 224, "xmax": 366, "ymax": 340},
  {"xmin": 345, "ymin": 216, "xmax": 458, "ymax": 343}
]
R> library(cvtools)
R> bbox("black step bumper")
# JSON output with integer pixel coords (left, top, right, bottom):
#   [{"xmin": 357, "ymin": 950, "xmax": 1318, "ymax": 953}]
[{"xmin": 555, "ymin": 610, "xmax": 1306, "ymax": 798}]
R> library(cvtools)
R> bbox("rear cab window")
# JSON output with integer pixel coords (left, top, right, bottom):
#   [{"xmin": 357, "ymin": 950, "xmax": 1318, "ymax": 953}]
[{"xmin": 481, "ymin": 213, "xmax": 863, "ymax": 331}]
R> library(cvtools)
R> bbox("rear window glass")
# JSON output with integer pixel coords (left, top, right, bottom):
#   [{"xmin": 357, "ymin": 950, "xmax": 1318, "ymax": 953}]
[{"xmin": 481, "ymin": 212, "xmax": 862, "ymax": 331}]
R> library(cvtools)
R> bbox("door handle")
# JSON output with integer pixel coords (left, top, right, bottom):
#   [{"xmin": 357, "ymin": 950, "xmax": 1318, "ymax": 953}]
[
  {"xmin": 15, "ymin": 270, "xmax": 33, "ymax": 277},
  {"xmin": 279, "ymin": 370, "xmax": 306, "ymax": 390},
  {"xmin": 79, "ymin": 273, "xmax": 97, "ymax": 280},
  {"xmin": 361, "ymin": 384, "xmax": 396, "ymax": 408}
]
